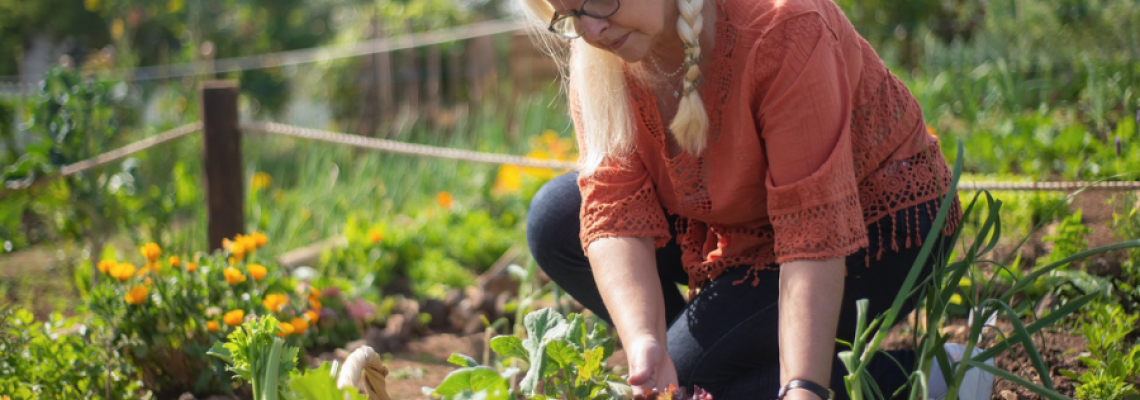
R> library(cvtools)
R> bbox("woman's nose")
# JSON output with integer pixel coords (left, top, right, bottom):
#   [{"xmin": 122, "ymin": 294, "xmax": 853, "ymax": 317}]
[{"xmin": 580, "ymin": 15, "xmax": 609, "ymax": 43}]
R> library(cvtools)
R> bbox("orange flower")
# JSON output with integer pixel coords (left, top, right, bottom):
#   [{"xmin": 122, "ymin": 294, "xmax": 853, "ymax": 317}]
[
  {"xmin": 276, "ymin": 322, "xmax": 295, "ymax": 337},
  {"xmin": 289, "ymin": 318, "xmax": 309, "ymax": 335},
  {"xmin": 110, "ymin": 262, "xmax": 137, "ymax": 282},
  {"xmin": 125, "ymin": 285, "xmax": 148, "ymax": 305},
  {"xmin": 186, "ymin": 262, "xmax": 198, "ymax": 272},
  {"xmin": 309, "ymin": 298, "xmax": 322, "ymax": 310},
  {"xmin": 223, "ymin": 268, "xmax": 246, "ymax": 285},
  {"xmin": 304, "ymin": 309, "xmax": 320, "ymax": 323},
  {"xmin": 222, "ymin": 238, "xmax": 233, "ymax": 250},
  {"xmin": 436, "ymin": 191, "xmax": 453, "ymax": 209},
  {"xmin": 249, "ymin": 264, "xmax": 267, "ymax": 281},
  {"xmin": 223, "ymin": 310, "xmax": 244, "ymax": 326},
  {"xmin": 308, "ymin": 287, "xmax": 321, "ymax": 302},
  {"xmin": 206, "ymin": 321, "xmax": 220, "ymax": 332},
  {"xmin": 169, "ymin": 255, "xmax": 181, "ymax": 268},
  {"xmin": 368, "ymin": 229, "xmax": 383, "ymax": 244},
  {"xmin": 140, "ymin": 242, "xmax": 162, "ymax": 263},
  {"xmin": 230, "ymin": 241, "xmax": 246, "ymax": 261},
  {"xmin": 97, "ymin": 259, "xmax": 116, "ymax": 274},
  {"xmin": 144, "ymin": 277, "xmax": 153, "ymax": 285},
  {"xmin": 926, "ymin": 125, "xmax": 938, "ymax": 137},
  {"xmin": 141, "ymin": 261, "xmax": 158, "ymax": 275},
  {"xmin": 262, "ymin": 294, "xmax": 289, "ymax": 313},
  {"xmin": 251, "ymin": 232, "xmax": 268, "ymax": 248}
]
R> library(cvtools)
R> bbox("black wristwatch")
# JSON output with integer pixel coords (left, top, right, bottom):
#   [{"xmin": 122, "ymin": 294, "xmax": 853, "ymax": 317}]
[{"xmin": 777, "ymin": 379, "xmax": 835, "ymax": 400}]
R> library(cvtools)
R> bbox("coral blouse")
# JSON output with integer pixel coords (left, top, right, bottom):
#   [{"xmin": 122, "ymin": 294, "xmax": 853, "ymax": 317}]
[{"xmin": 572, "ymin": 0, "xmax": 963, "ymax": 292}]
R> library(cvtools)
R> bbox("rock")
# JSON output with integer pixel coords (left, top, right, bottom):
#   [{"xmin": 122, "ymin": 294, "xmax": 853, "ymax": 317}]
[
  {"xmin": 444, "ymin": 289, "xmax": 464, "ymax": 308},
  {"xmin": 421, "ymin": 298, "xmax": 450, "ymax": 332},
  {"xmin": 1086, "ymin": 257, "xmax": 1122, "ymax": 278}
]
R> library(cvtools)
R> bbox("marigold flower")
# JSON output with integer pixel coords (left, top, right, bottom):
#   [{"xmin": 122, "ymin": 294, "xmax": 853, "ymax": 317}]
[
  {"xmin": 97, "ymin": 259, "xmax": 116, "ymax": 274},
  {"xmin": 141, "ymin": 261, "xmax": 158, "ymax": 275},
  {"xmin": 277, "ymin": 322, "xmax": 295, "ymax": 337},
  {"xmin": 950, "ymin": 293, "xmax": 963, "ymax": 305},
  {"xmin": 367, "ymin": 229, "xmax": 383, "ymax": 244},
  {"xmin": 304, "ymin": 309, "xmax": 320, "ymax": 323},
  {"xmin": 186, "ymin": 261, "xmax": 198, "ymax": 272},
  {"xmin": 169, "ymin": 255, "xmax": 181, "ymax": 268},
  {"xmin": 436, "ymin": 191, "xmax": 453, "ymax": 209},
  {"xmin": 223, "ymin": 310, "xmax": 244, "ymax": 326},
  {"xmin": 125, "ymin": 285, "xmax": 148, "ymax": 305},
  {"xmin": 308, "ymin": 287, "xmax": 321, "ymax": 302},
  {"xmin": 110, "ymin": 262, "xmax": 137, "ymax": 282},
  {"xmin": 493, "ymin": 165, "xmax": 523, "ymax": 193},
  {"xmin": 251, "ymin": 232, "xmax": 268, "ymax": 248},
  {"xmin": 223, "ymin": 268, "xmax": 246, "ymax": 285},
  {"xmin": 289, "ymin": 318, "xmax": 309, "ymax": 335},
  {"xmin": 249, "ymin": 264, "xmax": 267, "ymax": 281},
  {"xmin": 222, "ymin": 237, "xmax": 233, "ymax": 250},
  {"xmin": 230, "ymin": 241, "xmax": 246, "ymax": 260},
  {"xmin": 140, "ymin": 242, "xmax": 162, "ymax": 263},
  {"xmin": 263, "ymin": 294, "xmax": 289, "ymax": 312},
  {"xmin": 206, "ymin": 321, "xmax": 220, "ymax": 332},
  {"xmin": 144, "ymin": 277, "xmax": 153, "ymax": 285},
  {"xmin": 309, "ymin": 298, "xmax": 322, "ymax": 310},
  {"xmin": 926, "ymin": 125, "xmax": 938, "ymax": 137}
]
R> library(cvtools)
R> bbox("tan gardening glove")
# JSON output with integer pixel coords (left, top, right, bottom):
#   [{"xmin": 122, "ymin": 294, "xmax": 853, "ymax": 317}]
[{"xmin": 336, "ymin": 346, "xmax": 391, "ymax": 400}]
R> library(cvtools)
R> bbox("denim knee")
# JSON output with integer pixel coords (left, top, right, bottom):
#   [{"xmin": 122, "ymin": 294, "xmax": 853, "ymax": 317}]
[{"xmin": 526, "ymin": 172, "xmax": 586, "ymax": 272}]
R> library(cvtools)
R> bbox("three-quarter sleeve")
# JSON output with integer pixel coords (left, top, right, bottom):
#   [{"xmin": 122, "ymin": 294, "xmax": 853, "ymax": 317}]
[
  {"xmin": 754, "ymin": 13, "xmax": 868, "ymax": 264},
  {"xmin": 569, "ymin": 85, "xmax": 672, "ymax": 253}
]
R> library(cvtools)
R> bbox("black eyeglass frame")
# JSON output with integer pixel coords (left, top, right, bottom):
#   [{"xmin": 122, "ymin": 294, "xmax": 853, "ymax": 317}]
[{"xmin": 547, "ymin": 0, "xmax": 621, "ymax": 39}]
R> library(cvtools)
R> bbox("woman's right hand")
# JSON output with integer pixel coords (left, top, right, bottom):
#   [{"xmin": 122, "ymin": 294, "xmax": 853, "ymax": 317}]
[{"xmin": 625, "ymin": 335, "xmax": 679, "ymax": 396}]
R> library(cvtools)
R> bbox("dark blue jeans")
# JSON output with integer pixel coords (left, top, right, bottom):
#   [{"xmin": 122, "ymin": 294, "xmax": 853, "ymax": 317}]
[{"xmin": 527, "ymin": 172, "xmax": 955, "ymax": 400}]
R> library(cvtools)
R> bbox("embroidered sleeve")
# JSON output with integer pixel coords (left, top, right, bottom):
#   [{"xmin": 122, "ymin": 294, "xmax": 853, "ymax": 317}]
[
  {"xmin": 754, "ymin": 13, "xmax": 868, "ymax": 263},
  {"xmin": 569, "ymin": 85, "xmax": 671, "ymax": 253}
]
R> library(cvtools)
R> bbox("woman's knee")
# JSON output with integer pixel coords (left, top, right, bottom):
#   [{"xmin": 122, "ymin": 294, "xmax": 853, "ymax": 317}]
[{"xmin": 526, "ymin": 172, "xmax": 584, "ymax": 268}]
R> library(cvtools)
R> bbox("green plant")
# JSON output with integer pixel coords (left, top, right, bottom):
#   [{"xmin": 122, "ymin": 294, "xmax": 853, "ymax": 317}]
[
  {"xmin": 0, "ymin": 306, "xmax": 148, "ymax": 399},
  {"xmin": 426, "ymin": 308, "xmax": 628, "ymax": 400},
  {"xmin": 840, "ymin": 142, "xmax": 1140, "ymax": 400},
  {"xmin": 1059, "ymin": 304, "xmax": 1140, "ymax": 400},
  {"xmin": 1042, "ymin": 209, "xmax": 1093, "ymax": 267},
  {"xmin": 208, "ymin": 315, "xmax": 299, "ymax": 400}
]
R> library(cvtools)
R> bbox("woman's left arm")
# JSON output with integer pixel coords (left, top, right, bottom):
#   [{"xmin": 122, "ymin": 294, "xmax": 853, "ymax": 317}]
[{"xmin": 778, "ymin": 257, "xmax": 845, "ymax": 400}]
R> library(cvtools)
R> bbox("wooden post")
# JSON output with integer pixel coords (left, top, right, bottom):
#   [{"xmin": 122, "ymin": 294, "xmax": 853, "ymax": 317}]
[{"xmin": 200, "ymin": 81, "xmax": 244, "ymax": 252}]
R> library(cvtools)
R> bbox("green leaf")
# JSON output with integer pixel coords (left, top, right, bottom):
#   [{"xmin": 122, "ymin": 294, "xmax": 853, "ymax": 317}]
[
  {"xmin": 289, "ymin": 362, "xmax": 367, "ymax": 400},
  {"xmin": 431, "ymin": 366, "xmax": 510, "ymax": 400},
  {"xmin": 962, "ymin": 360, "xmax": 1071, "ymax": 400},
  {"xmin": 577, "ymin": 347, "xmax": 604, "ymax": 384},
  {"xmin": 545, "ymin": 340, "xmax": 584, "ymax": 368},
  {"xmin": 449, "ymin": 353, "xmax": 480, "ymax": 367},
  {"xmin": 490, "ymin": 335, "xmax": 528, "ymax": 361}
]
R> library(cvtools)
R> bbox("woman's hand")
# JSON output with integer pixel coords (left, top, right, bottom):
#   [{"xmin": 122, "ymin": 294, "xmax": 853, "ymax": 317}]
[{"xmin": 625, "ymin": 335, "xmax": 679, "ymax": 396}]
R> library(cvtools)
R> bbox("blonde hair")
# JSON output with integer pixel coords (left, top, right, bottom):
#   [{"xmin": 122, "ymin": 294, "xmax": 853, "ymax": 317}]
[{"xmin": 518, "ymin": 0, "xmax": 709, "ymax": 175}]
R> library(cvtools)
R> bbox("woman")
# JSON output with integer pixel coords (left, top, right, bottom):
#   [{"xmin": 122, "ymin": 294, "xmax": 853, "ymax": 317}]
[{"xmin": 521, "ymin": 0, "xmax": 975, "ymax": 398}]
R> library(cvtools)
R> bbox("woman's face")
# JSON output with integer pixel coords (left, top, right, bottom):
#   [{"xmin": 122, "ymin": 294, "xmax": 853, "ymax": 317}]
[{"xmin": 548, "ymin": 0, "xmax": 673, "ymax": 62}]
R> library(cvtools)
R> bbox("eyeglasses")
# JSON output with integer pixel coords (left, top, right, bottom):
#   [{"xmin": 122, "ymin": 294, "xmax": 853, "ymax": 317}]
[{"xmin": 547, "ymin": 0, "xmax": 621, "ymax": 39}]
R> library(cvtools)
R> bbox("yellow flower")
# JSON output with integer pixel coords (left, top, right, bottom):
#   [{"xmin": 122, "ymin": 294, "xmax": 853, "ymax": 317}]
[
  {"xmin": 251, "ymin": 172, "xmax": 273, "ymax": 191},
  {"xmin": 309, "ymin": 298, "xmax": 322, "ymax": 310},
  {"xmin": 223, "ymin": 310, "xmax": 244, "ymax": 326},
  {"xmin": 950, "ymin": 293, "xmax": 963, "ymax": 305},
  {"xmin": 110, "ymin": 262, "xmax": 137, "ymax": 282},
  {"xmin": 959, "ymin": 278, "xmax": 972, "ymax": 288},
  {"xmin": 144, "ymin": 277, "xmax": 153, "ymax": 285},
  {"xmin": 206, "ymin": 321, "xmax": 220, "ymax": 332},
  {"xmin": 262, "ymin": 294, "xmax": 289, "ymax": 313},
  {"xmin": 308, "ymin": 287, "xmax": 321, "ymax": 302},
  {"xmin": 277, "ymin": 322, "xmax": 295, "ymax": 337},
  {"xmin": 289, "ymin": 318, "xmax": 309, "ymax": 335},
  {"xmin": 368, "ymin": 229, "xmax": 383, "ymax": 244},
  {"xmin": 223, "ymin": 268, "xmax": 246, "ymax": 285},
  {"xmin": 125, "ymin": 285, "xmax": 148, "ymax": 305},
  {"xmin": 186, "ymin": 262, "xmax": 198, "ymax": 272},
  {"xmin": 97, "ymin": 259, "xmax": 116, "ymax": 274},
  {"xmin": 249, "ymin": 264, "xmax": 267, "ymax": 281},
  {"xmin": 239, "ymin": 235, "xmax": 258, "ymax": 254},
  {"xmin": 222, "ymin": 237, "xmax": 233, "ymax": 250},
  {"xmin": 169, "ymin": 255, "xmax": 181, "ymax": 268},
  {"xmin": 436, "ymin": 191, "xmax": 454, "ymax": 209},
  {"xmin": 141, "ymin": 261, "xmax": 158, "ymax": 275},
  {"xmin": 493, "ymin": 165, "xmax": 523, "ymax": 194},
  {"xmin": 230, "ymin": 241, "xmax": 246, "ymax": 260},
  {"xmin": 305, "ymin": 309, "xmax": 320, "ymax": 323},
  {"xmin": 251, "ymin": 232, "xmax": 268, "ymax": 248},
  {"xmin": 140, "ymin": 242, "xmax": 162, "ymax": 263}
]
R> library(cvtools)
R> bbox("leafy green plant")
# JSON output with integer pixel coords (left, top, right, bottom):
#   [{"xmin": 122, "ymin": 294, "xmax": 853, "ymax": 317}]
[
  {"xmin": 0, "ymin": 306, "xmax": 148, "ymax": 399},
  {"xmin": 209, "ymin": 315, "xmax": 299, "ymax": 400},
  {"xmin": 1042, "ymin": 209, "xmax": 1092, "ymax": 267},
  {"xmin": 426, "ymin": 308, "xmax": 628, "ymax": 400},
  {"xmin": 1059, "ymin": 304, "xmax": 1140, "ymax": 400}
]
